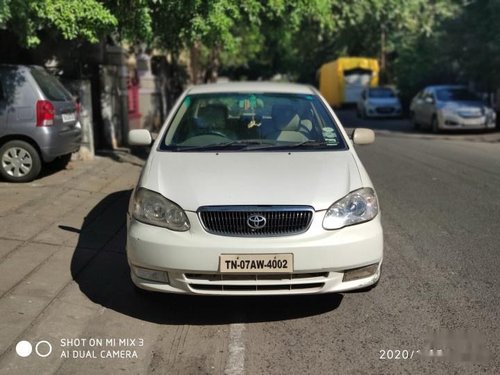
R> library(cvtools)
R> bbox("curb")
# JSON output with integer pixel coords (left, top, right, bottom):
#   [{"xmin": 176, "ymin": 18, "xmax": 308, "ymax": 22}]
[{"xmin": 373, "ymin": 129, "xmax": 500, "ymax": 143}]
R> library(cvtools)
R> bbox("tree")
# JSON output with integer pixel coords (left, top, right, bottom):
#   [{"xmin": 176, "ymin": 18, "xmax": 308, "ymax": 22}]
[
  {"xmin": 151, "ymin": 0, "xmax": 338, "ymax": 83},
  {"xmin": 443, "ymin": 0, "xmax": 500, "ymax": 91},
  {"xmin": 0, "ymin": 0, "xmax": 117, "ymax": 47}
]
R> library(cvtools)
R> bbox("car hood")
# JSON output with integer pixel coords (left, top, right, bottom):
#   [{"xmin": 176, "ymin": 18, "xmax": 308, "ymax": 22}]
[
  {"xmin": 141, "ymin": 151, "xmax": 363, "ymax": 211},
  {"xmin": 440, "ymin": 100, "xmax": 485, "ymax": 110}
]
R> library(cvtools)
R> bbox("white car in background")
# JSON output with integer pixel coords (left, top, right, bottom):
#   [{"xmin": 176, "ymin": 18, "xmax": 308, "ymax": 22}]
[
  {"xmin": 127, "ymin": 82, "xmax": 383, "ymax": 296},
  {"xmin": 410, "ymin": 85, "xmax": 496, "ymax": 132},
  {"xmin": 357, "ymin": 87, "xmax": 402, "ymax": 118}
]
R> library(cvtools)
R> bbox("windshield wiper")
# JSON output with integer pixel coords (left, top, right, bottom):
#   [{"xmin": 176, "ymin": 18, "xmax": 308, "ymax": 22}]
[
  {"xmin": 173, "ymin": 140, "xmax": 275, "ymax": 151},
  {"xmin": 289, "ymin": 140, "xmax": 329, "ymax": 147},
  {"xmin": 171, "ymin": 139, "xmax": 331, "ymax": 152},
  {"xmin": 260, "ymin": 140, "xmax": 331, "ymax": 150}
]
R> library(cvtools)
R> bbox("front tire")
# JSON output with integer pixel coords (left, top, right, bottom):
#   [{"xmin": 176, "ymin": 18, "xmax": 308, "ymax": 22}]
[
  {"xmin": 0, "ymin": 140, "xmax": 42, "ymax": 182},
  {"xmin": 431, "ymin": 116, "xmax": 440, "ymax": 134},
  {"xmin": 410, "ymin": 112, "xmax": 420, "ymax": 130}
]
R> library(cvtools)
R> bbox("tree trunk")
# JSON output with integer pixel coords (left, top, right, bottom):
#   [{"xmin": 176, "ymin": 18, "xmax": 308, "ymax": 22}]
[
  {"xmin": 189, "ymin": 41, "xmax": 202, "ymax": 84},
  {"xmin": 380, "ymin": 24, "xmax": 386, "ymax": 84},
  {"xmin": 204, "ymin": 44, "xmax": 221, "ymax": 83}
]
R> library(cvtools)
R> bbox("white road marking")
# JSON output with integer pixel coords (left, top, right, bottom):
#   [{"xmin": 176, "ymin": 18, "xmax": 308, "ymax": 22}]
[{"xmin": 225, "ymin": 323, "xmax": 246, "ymax": 375}]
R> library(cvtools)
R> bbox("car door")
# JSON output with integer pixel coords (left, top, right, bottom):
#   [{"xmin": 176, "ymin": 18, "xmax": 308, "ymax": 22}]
[{"xmin": 0, "ymin": 78, "xmax": 6, "ymax": 133}]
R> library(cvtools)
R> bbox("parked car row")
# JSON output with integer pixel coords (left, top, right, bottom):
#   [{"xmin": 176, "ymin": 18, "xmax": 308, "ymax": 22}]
[
  {"xmin": 0, "ymin": 64, "xmax": 81, "ymax": 182},
  {"xmin": 1, "ymin": 62, "xmax": 498, "ymax": 184},
  {"xmin": 356, "ymin": 84, "xmax": 497, "ymax": 133}
]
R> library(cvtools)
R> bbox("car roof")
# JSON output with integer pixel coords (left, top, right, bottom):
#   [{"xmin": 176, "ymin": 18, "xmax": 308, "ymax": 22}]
[
  {"xmin": 186, "ymin": 81, "xmax": 316, "ymax": 95},
  {"xmin": 0, "ymin": 64, "xmax": 44, "ymax": 73}
]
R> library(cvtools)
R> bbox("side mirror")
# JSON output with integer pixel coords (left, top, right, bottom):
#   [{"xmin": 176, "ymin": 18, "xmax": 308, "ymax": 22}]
[
  {"xmin": 424, "ymin": 96, "xmax": 435, "ymax": 104},
  {"xmin": 352, "ymin": 128, "xmax": 375, "ymax": 145},
  {"xmin": 128, "ymin": 129, "xmax": 153, "ymax": 146}
]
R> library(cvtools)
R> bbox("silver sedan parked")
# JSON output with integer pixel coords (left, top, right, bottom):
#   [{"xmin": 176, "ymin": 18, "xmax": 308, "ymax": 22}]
[{"xmin": 409, "ymin": 85, "xmax": 496, "ymax": 132}]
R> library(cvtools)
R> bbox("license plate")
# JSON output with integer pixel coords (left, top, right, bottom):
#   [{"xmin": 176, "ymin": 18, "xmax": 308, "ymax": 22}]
[
  {"xmin": 62, "ymin": 113, "xmax": 76, "ymax": 123},
  {"xmin": 378, "ymin": 107, "xmax": 394, "ymax": 113},
  {"xmin": 219, "ymin": 254, "xmax": 293, "ymax": 273}
]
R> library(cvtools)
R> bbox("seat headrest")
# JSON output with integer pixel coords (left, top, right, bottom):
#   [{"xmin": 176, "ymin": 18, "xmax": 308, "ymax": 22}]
[
  {"xmin": 197, "ymin": 104, "xmax": 228, "ymax": 129},
  {"xmin": 272, "ymin": 104, "xmax": 300, "ymax": 131}
]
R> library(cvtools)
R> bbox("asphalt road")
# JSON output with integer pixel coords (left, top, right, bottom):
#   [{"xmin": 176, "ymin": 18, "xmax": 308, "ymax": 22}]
[{"xmin": 0, "ymin": 112, "xmax": 499, "ymax": 374}]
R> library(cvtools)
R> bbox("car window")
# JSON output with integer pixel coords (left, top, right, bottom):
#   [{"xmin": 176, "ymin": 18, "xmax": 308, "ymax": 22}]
[
  {"xmin": 368, "ymin": 88, "xmax": 395, "ymax": 98},
  {"xmin": 30, "ymin": 67, "xmax": 72, "ymax": 101},
  {"xmin": 436, "ymin": 88, "xmax": 479, "ymax": 102},
  {"xmin": 0, "ymin": 67, "xmax": 31, "ymax": 107},
  {"xmin": 421, "ymin": 89, "xmax": 434, "ymax": 101},
  {"xmin": 161, "ymin": 92, "xmax": 347, "ymax": 151}
]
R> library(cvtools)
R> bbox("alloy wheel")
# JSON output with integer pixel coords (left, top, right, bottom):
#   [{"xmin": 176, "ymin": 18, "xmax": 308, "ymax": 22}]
[{"xmin": 1, "ymin": 147, "xmax": 33, "ymax": 177}]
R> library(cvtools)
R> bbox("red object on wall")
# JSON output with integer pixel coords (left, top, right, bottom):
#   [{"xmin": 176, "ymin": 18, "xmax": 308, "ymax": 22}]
[{"xmin": 127, "ymin": 72, "xmax": 141, "ymax": 121}]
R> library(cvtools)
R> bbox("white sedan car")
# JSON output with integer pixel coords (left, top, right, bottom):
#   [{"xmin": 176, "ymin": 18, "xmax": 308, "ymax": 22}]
[
  {"xmin": 410, "ymin": 85, "xmax": 496, "ymax": 132},
  {"xmin": 127, "ymin": 82, "xmax": 383, "ymax": 296},
  {"xmin": 357, "ymin": 87, "xmax": 402, "ymax": 118}
]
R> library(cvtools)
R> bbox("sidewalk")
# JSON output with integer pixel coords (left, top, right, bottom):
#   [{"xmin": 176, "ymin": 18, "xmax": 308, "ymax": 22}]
[{"xmin": 0, "ymin": 155, "xmax": 148, "ymax": 374}]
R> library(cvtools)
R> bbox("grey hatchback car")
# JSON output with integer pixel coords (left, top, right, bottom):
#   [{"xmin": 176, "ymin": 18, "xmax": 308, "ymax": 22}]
[{"xmin": 0, "ymin": 65, "xmax": 82, "ymax": 182}]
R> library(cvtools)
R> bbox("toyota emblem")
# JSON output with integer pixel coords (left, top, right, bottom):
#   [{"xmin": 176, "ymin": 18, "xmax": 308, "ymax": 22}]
[{"xmin": 247, "ymin": 214, "xmax": 267, "ymax": 230}]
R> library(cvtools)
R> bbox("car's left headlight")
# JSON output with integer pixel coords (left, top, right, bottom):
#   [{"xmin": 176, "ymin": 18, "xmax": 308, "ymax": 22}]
[
  {"xmin": 440, "ymin": 107, "xmax": 458, "ymax": 117},
  {"xmin": 132, "ymin": 188, "xmax": 190, "ymax": 231},
  {"xmin": 323, "ymin": 188, "xmax": 379, "ymax": 230}
]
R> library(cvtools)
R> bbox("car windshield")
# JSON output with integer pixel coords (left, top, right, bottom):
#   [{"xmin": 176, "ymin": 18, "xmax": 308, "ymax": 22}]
[
  {"xmin": 368, "ymin": 88, "xmax": 395, "ymax": 98},
  {"xmin": 161, "ymin": 92, "xmax": 347, "ymax": 151},
  {"xmin": 436, "ymin": 88, "xmax": 479, "ymax": 102}
]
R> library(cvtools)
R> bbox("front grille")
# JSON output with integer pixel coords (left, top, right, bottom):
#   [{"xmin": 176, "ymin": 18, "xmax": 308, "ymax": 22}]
[
  {"xmin": 458, "ymin": 111, "xmax": 482, "ymax": 118},
  {"xmin": 376, "ymin": 107, "xmax": 395, "ymax": 114},
  {"xmin": 198, "ymin": 206, "xmax": 314, "ymax": 236},
  {"xmin": 185, "ymin": 272, "xmax": 329, "ymax": 293}
]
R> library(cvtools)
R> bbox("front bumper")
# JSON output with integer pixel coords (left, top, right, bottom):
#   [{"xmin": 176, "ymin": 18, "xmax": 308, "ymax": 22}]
[
  {"xmin": 366, "ymin": 106, "xmax": 402, "ymax": 118},
  {"xmin": 126, "ymin": 211, "xmax": 384, "ymax": 295},
  {"xmin": 36, "ymin": 126, "xmax": 82, "ymax": 162},
  {"xmin": 438, "ymin": 112, "xmax": 496, "ymax": 130}
]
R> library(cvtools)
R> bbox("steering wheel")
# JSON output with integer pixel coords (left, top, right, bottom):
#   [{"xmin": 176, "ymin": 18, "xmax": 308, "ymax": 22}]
[{"xmin": 197, "ymin": 130, "xmax": 230, "ymax": 138}]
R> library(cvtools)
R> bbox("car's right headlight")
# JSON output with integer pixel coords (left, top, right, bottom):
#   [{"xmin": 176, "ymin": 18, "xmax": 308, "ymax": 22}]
[
  {"xmin": 132, "ymin": 188, "xmax": 190, "ymax": 231},
  {"xmin": 323, "ymin": 188, "xmax": 379, "ymax": 230}
]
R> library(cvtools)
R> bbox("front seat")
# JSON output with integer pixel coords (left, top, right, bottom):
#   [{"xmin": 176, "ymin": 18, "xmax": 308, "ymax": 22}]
[
  {"xmin": 269, "ymin": 104, "xmax": 309, "ymax": 142},
  {"xmin": 195, "ymin": 104, "xmax": 228, "ymax": 133}
]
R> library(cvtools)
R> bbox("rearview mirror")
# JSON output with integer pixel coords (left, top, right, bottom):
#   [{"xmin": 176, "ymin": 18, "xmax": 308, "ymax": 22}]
[
  {"xmin": 352, "ymin": 128, "xmax": 375, "ymax": 145},
  {"xmin": 128, "ymin": 129, "xmax": 153, "ymax": 146}
]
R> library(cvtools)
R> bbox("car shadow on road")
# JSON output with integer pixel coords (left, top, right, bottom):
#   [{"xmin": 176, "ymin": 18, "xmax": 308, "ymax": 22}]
[{"xmin": 70, "ymin": 190, "xmax": 343, "ymax": 326}]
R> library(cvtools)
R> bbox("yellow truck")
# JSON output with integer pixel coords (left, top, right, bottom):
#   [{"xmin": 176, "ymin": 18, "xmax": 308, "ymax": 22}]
[{"xmin": 319, "ymin": 57, "xmax": 379, "ymax": 107}]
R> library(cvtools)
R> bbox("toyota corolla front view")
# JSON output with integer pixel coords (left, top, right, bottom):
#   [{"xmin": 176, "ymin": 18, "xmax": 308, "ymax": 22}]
[{"xmin": 126, "ymin": 81, "xmax": 383, "ymax": 295}]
